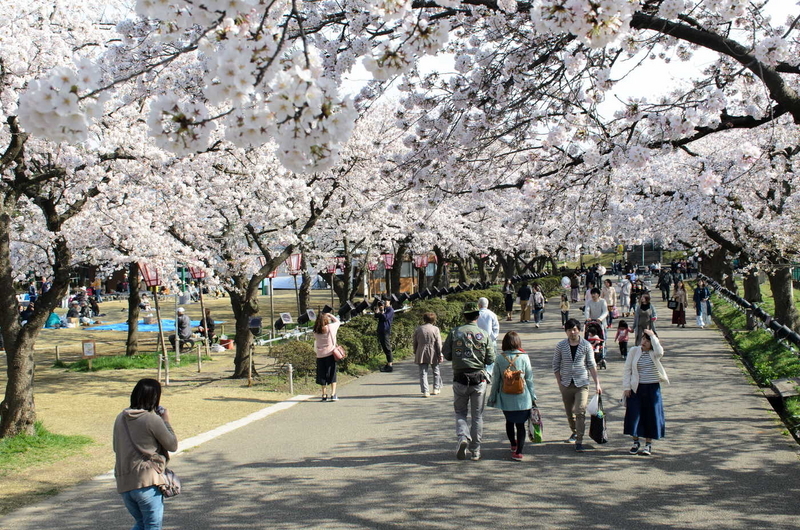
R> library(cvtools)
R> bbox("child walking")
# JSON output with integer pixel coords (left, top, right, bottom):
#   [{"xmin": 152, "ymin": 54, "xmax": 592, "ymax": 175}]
[
  {"xmin": 560, "ymin": 294, "xmax": 570, "ymax": 326},
  {"xmin": 615, "ymin": 320, "xmax": 630, "ymax": 359}
]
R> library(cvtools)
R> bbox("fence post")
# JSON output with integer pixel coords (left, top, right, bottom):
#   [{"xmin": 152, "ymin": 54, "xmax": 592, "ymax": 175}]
[
  {"xmin": 288, "ymin": 363, "xmax": 294, "ymax": 395},
  {"xmin": 55, "ymin": 345, "xmax": 60, "ymax": 362},
  {"xmin": 196, "ymin": 343, "xmax": 202, "ymax": 372}
]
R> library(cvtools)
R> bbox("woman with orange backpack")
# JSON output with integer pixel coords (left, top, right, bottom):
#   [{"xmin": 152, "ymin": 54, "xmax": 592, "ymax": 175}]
[{"xmin": 487, "ymin": 331, "xmax": 537, "ymax": 461}]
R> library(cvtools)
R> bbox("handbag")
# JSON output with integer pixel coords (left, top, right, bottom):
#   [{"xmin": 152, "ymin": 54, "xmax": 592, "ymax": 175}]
[
  {"xmin": 589, "ymin": 396, "xmax": 608, "ymax": 444},
  {"xmin": 667, "ymin": 300, "xmax": 678, "ymax": 310},
  {"xmin": 121, "ymin": 415, "xmax": 181, "ymax": 498},
  {"xmin": 329, "ymin": 326, "xmax": 347, "ymax": 360},
  {"xmin": 527, "ymin": 406, "xmax": 543, "ymax": 443},
  {"xmin": 612, "ymin": 306, "xmax": 620, "ymax": 318},
  {"xmin": 332, "ymin": 344, "xmax": 347, "ymax": 361}
]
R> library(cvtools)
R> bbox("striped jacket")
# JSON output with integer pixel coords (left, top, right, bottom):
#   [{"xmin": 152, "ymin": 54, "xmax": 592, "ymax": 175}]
[{"xmin": 552, "ymin": 338, "xmax": 596, "ymax": 387}]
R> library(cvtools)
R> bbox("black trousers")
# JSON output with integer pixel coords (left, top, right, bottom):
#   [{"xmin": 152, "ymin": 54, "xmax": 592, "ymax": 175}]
[{"xmin": 378, "ymin": 331, "xmax": 392, "ymax": 363}]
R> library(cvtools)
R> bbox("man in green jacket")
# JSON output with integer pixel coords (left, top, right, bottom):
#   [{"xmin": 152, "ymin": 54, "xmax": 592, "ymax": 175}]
[{"xmin": 443, "ymin": 301, "xmax": 496, "ymax": 461}]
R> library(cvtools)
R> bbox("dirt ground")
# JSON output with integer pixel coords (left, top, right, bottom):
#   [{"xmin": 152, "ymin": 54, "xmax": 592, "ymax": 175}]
[{"xmin": 0, "ymin": 289, "xmax": 339, "ymax": 516}]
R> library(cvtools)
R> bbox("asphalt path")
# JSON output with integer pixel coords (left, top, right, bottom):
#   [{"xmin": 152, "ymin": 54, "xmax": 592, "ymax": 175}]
[{"xmin": 4, "ymin": 296, "xmax": 800, "ymax": 529}]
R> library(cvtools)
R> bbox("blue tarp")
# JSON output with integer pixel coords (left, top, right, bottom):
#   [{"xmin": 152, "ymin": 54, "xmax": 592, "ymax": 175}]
[{"xmin": 88, "ymin": 319, "xmax": 223, "ymax": 333}]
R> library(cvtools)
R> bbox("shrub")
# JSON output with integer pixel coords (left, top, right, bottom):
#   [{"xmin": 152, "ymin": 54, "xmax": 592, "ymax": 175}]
[{"xmin": 272, "ymin": 340, "xmax": 316, "ymax": 378}]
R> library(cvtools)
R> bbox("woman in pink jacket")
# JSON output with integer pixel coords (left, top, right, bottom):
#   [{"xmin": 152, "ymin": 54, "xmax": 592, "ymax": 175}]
[{"xmin": 313, "ymin": 313, "xmax": 342, "ymax": 402}]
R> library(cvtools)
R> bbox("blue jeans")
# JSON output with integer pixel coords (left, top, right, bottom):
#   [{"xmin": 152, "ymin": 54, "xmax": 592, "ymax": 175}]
[
  {"xmin": 453, "ymin": 381, "xmax": 486, "ymax": 451},
  {"xmin": 121, "ymin": 486, "xmax": 164, "ymax": 530}
]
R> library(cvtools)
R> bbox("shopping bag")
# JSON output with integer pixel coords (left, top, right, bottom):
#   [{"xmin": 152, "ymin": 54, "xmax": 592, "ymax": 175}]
[
  {"xmin": 589, "ymin": 396, "xmax": 608, "ymax": 444},
  {"xmin": 527, "ymin": 407, "xmax": 544, "ymax": 443},
  {"xmin": 586, "ymin": 393, "xmax": 600, "ymax": 416}
]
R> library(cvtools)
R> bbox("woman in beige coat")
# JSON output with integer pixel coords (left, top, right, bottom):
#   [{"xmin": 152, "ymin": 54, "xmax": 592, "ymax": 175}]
[{"xmin": 413, "ymin": 312, "xmax": 443, "ymax": 397}]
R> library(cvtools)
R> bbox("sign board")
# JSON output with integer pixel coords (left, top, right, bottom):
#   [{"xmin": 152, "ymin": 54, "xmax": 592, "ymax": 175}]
[{"xmin": 82, "ymin": 340, "xmax": 96, "ymax": 359}]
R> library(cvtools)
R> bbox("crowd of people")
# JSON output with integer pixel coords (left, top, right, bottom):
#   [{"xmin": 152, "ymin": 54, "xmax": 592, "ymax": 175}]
[{"xmin": 111, "ymin": 266, "xmax": 687, "ymax": 528}]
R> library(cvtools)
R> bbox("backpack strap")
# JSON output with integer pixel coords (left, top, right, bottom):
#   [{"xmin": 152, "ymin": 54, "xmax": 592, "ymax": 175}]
[{"xmin": 501, "ymin": 353, "xmax": 518, "ymax": 368}]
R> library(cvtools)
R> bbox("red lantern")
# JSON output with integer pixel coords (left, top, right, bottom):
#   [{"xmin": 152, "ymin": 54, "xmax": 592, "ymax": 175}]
[
  {"xmin": 367, "ymin": 262, "xmax": 378, "ymax": 271},
  {"xmin": 414, "ymin": 254, "xmax": 429, "ymax": 269},
  {"xmin": 139, "ymin": 263, "xmax": 161, "ymax": 287},
  {"xmin": 188, "ymin": 267, "xmax": 206, "ymax": 279},
  {"xmin": 286, "ymin": 253, "xmax": 302, "ymax": 276},
  {"xmin": 327, "ymin": 263, "xmax": 337, "ymax": 274},
  {"xmin": 382, "ymin": 253, "xmax": 395, "ymax": 270},
  {"xmin": 267, "ymin": 269, "xmax": 278, "ymax": 279}
]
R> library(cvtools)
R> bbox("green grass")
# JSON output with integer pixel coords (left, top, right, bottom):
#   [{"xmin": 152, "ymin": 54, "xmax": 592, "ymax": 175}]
[
  {"xmin": 713, "ymin": 293, "xmax": 800, "ymax": 386},
  {"xmin": 0, "ymin": 422, "xmax": 93, "ymax": 475},
  {"xmin": 755, "ymin": 282, "xmax": 800, "ymax": 316},
  {"xmin": 53, "ymin": 352, "xmax": 212, "ymax": 372}
]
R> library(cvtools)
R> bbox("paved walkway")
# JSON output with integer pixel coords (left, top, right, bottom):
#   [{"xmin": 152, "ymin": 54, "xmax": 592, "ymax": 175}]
[{"xmin": 3, "ymin": 298, "xmax": 800, "ymax": 529}]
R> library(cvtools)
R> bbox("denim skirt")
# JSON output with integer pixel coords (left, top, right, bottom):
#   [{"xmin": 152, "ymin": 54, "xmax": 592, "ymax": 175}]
[{"xmin": 623, "ymin": 383, "xmax": 665, "ymax": 440}]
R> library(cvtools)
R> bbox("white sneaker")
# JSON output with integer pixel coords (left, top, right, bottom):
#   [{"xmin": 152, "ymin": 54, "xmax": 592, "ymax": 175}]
[
  {"xmin": 535, "ymin": 323, "xmax": 540, "ymax": 328},
  {"xmin": 422, "ymin": 392, "xmax": 430, "ymax": 397}
]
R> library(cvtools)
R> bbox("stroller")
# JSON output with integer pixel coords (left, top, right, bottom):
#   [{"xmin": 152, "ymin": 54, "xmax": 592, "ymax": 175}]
[{"xmin": 585, "ymin": 319, "xmax": 607, "ymax": 370}]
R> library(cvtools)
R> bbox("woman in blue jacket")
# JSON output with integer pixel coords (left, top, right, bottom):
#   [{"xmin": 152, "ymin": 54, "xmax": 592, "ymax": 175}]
[
  {"xmin": 693, "ymin": 280, "xmax": 712, "ymax": 328},
  {"xmin": 487, "ymin": 331, "xmax": 537, "ymax": 461}
]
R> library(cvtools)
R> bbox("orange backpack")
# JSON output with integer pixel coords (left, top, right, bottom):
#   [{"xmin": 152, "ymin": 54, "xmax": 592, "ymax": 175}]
[{"xmin": 501, "ymin": 353, "xmax": 525, "ymax": 394}]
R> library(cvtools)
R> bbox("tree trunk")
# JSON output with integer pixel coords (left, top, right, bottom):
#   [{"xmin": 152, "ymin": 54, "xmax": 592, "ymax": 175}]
[
  {"xmin": 0, "ymin": 219, "xmax": 71, "ymax": 437},
  {"xmin": 126, "ymin": 262, "xmax": 142, "ymax": 356},
  {"xmin": 432, "ymin": 247, "xmax": 446, "ymax": 288},
  {"xmin": 451, "ymin": 256, "xmax": 468, "ymax": 284},
  {"xmin": 489, "ymin": 260, "xmax": 502, "ymax": 284},
  {"xmin": 228, "ymin": 280, "xmax": 259, "ymax": 378},
  {"xmin": 767, "ymin": 265, "xmax": 800, "ymax": 332},
  {"xmin": 299, "ymin": 256, "xmax": 312, "ymax": 314},
  {"xmin": 390, "ymin": 242, "xmax": 407, "ymax": 295},
  {"xmin": 497, "ymin": 252, "xmax": 515, "ymax": 281},
  {"xmin": 475, "ymin": 255, "xmax": 488, "ymax": 283},
  {"xmin": 742, "ymin": 267, "xmax": 763, "ymax": 331}
]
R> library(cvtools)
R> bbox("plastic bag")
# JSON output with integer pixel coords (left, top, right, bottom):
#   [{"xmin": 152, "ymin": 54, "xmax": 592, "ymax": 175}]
[
  {"xmin": 218, "ymin": 334, "xmax": 228, "ymax": 340},
  {"xmin": 586, "ymin": 393, "xmax": 600, "ymax": 416},
  {"xmin": 527, "ymin": 407, "xmax": 544, "ymax": 443}
]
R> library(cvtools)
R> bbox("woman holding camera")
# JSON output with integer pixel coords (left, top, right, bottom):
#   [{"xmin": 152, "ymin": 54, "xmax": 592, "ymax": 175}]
[
  {"xmin": 113, "ymin": 378, "xmax": 178, "ymax": 530},
  {"xmin": 313, "ymin": 313, "xmax": 342, "ymax": 401}
]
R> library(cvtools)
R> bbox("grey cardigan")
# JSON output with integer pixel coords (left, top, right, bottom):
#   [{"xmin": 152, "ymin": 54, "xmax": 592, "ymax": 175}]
[{"xmin": 552, "ymin": 338, "xmax": 596, "ymax": 387}]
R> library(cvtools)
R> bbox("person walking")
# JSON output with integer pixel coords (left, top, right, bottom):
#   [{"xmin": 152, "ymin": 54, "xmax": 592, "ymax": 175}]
[
  {"xmin": 477, "ymin": 297, "xmax": 500, "ymax": 376},
  {"xmin": 583, "ymin": 288, "xmax": 609, "ymax": 326},
  {"xmin": 503, "ymin": 279, "xmax": 515, "ymax": 321},
  {"xmin": 657, "ymin": 269, "xmax": 674, "ymax": 302},
  {"xmin": 443, "ymin": 302, "xmax": 496, "ymax": 461},
  {"xmin": 487, "ymin": 331, "xmax": 537, "ymax": 461},
  {"xmin": 570, "ymin": 273, "xmax": 580, "ymax": 303},
  {"xmin": 518, "ymin": 282, "xmax": 532, "ymax": 323},
  {"xmin": 552, "ymin": 318, "xmax": 602, "ymax": 453},
  {"xmin": 614, "ymin": 320, "xmax": 630, "ymax": 359},
  {"xmin": 619, "ymin": 278, "xmax": 632, "ymax": 317},
  {"xmin": 559, "ymin": 294, "xmax": 570, "ymax": 326},
  {"xmin": 693, "ymin": 279, "xmax": 712, "ymax": 328},
  {"xmin": 601, "ymin": 278, "xmax": 617, "ymax": 327},
  {"xmin": 622, "ymin": 329, "xmax": 669, "ymax": 456},
  {"xmin": 376, "ymin": 299, "xmax": 395, "ymax": 372},
  {"xmin": 313, "ymin": 313, "xmax": 342, "ymax": 401},
  {"xmin": 632, "ymin": 293, "xmax": 657, "ymax": 346},
  {"xmin": 531, "ymin": 284, "xmax": 546, "ymax": 328},
  {"xmin": 413, "ymin": 312, "xmax": 443, "ymax": 397},
  {"xmin": 113, "ymin": 378, "xmax": 178, "ymax": 530},
  {"xmin": 477, "ymin": 297, "xmax": 500, "ymax": 345},
  {"xmin": 671, "ymin": 280, "xmax": 689, "ymax": 328}
]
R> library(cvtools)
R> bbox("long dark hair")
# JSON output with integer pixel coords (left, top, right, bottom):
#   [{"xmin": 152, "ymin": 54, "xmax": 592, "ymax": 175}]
[
  {"xmin": 130, "ymin": 378, "xmax": 161, "ymax": 411},
  {"xmin": 502, "ymin": 331, "xmax": 522, "ymax": 351}
]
